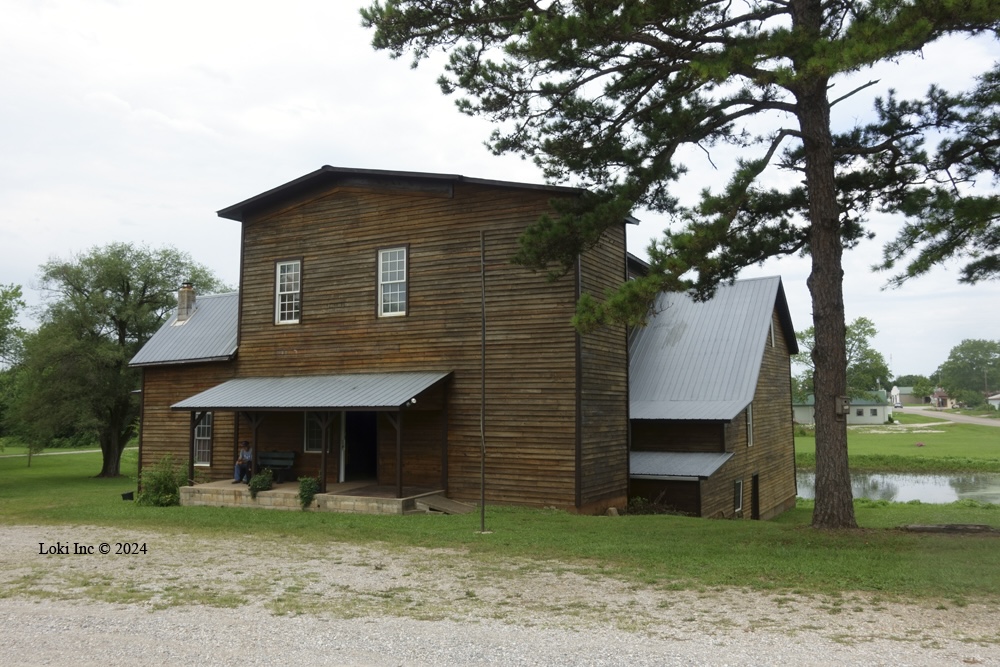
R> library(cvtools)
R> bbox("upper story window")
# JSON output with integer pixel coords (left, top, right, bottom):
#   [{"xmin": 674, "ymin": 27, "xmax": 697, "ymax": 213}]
[
  {"xmin": 275, "ymin": 259, "xmax": 301, "ymax": 324},
  {"xmin": 378, "ymin": 247, "xmax": 407, "ymax": 317}
]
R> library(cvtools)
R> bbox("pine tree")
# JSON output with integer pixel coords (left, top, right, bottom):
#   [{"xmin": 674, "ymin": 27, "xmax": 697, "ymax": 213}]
[{"xmin": 362, "ymin": 0, "xmax": 1000, "ymax": 528}]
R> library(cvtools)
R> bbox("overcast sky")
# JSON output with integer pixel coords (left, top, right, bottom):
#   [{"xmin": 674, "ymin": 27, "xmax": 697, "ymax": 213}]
[{"xmin": 2, "ymin": 0, "xmax": 998, "ymax": 380}]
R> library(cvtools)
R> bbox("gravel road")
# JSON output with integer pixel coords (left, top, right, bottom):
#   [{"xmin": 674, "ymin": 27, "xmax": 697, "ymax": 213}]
[{"xmin": 2, "ymin": 524, "xmax": 998, "ymax": 666}]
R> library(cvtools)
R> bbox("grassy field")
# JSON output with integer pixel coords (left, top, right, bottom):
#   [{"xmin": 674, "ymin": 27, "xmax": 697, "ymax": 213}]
[
  {"xmin": 795, "ymin": 412, "xmax": 1000, "ymax": 472},
  {"xmin": 2, "ymin": 447, "xmax": 999, "ymax": 602}
]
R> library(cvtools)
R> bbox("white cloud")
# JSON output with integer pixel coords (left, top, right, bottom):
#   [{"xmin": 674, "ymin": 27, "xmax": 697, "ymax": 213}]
[{"xmin": 0, "ymin": 0, "xmax": 997, "ymax": 379}]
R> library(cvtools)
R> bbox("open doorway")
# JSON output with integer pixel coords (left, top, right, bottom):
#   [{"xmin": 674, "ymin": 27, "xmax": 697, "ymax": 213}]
[{"xmin": 344, "ymin": 411, "xmax": 378, "ymax": 481}]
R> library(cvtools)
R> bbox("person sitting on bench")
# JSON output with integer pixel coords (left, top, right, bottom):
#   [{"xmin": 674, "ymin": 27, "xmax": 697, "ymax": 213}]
[{"xmin": 233, "ymin": 441, "xmax": 252, "ymax": 483}]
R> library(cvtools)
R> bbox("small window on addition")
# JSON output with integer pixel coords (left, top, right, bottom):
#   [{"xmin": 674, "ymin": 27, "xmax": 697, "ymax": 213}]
[
  {"xmin": 856, "ymin": 408, "xmax": 864, "ymax": 417},
  {"xmin": 734, "ymin": 479, "xmax": 744, "ymax": 514},
  {"xmin": 870, "ymin": 408, "xmax": 878, "ymax": 417}
]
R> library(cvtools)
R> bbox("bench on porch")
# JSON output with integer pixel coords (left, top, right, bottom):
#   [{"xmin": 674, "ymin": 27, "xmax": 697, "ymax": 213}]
[{"xmin": 257, "ymin": 451, "xmax": 295, "ymax": 483}]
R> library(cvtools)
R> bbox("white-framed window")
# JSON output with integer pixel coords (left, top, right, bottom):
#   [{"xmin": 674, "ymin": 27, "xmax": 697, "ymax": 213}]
[
  {"xmin": 870, "ymin": 408, "xmax": 878, "ymax": 417},
  {"xmin": 194, "ymin": 412, "xmax": 212, "ymax": 466},
  {"xmin": 378, "ymin": 247, "xmax": 407, "ymax": 317},
  {"xmin": 746, "ymin": 403, "xmax": 754, "ymax": 447},
  {"xmin": 275, "ymin": 259, "xmax": 301, "ymax": 324},
  {"xmin": 303, "ymin": 413, "xmax": 333, "ymax": 453},
  {"xmin": 734, "ymin": 479, "xmax": 744, "ymax": 513},
  {"xmin": 856, "ymin": 408, "xmax": 864, "ymax": 417}
]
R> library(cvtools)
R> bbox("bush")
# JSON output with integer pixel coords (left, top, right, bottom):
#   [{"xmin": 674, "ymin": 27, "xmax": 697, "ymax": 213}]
[
  {"xmin": 248, "ymin": 468, "xmax": 273, "ymax": 499},
  {"xmin": 136, "ymin": 455, "xmax": 187, "ymax": 506},
  {"xmin": 298, "ymin": 476, "xmax": 320, "ymax": 510}
]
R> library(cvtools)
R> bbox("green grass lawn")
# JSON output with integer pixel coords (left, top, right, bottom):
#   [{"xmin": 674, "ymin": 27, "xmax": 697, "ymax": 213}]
[
  {"xmin": 796, "ymin": 412, "xmax": 1000, "ymax": 472},
  {"xmin": 2, "ymin": 447, "xmax": 999, "ymax": 602}
]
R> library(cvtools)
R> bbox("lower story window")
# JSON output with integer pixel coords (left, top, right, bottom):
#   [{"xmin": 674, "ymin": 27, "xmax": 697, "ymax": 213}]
[
  {"xmin": 734, "ymin": 479, "xmax": 744, "ymax": 513},
  {"xmin": 304, "ymin": 413, "xmax": 333, "ymax": 453},
  {"xmin": 194, "ymin": 412, "xmax": 213, "ymax": 466}
]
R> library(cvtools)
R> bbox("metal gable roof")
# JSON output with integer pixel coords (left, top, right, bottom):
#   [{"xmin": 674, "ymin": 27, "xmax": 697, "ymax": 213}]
[
  {"xmin": 171, "ymin": 371, "xmax": 451, "ymax": 411},
  {"xmin": 217, "ymin": 165, "xmax": 587, "ymax": 223},
  {"xmin": 630, "ymin": 451, "xmax": 734, "ymax": 479},
  {"xmin": 629, "ymin": 276, "xmax": 792, "ymax": 421},
  {"xmin": 129, "ymin": 292, "xmax": 239, "ymax": 367}
]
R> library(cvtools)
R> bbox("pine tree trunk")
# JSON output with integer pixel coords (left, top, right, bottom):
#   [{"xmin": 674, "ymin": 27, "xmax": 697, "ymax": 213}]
[{"xmin": 792, "ymin": 5, "xmax": 858, "ymax": 528}]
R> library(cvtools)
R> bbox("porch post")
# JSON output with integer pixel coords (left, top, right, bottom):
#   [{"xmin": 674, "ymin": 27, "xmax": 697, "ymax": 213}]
[
  {"xmin": 385, "ymin": 411, "xmax": 403, "ymax": 498},
  {"xmin": 339, "ymin": 411, "xmax": 346, "ymax": 484},
  {"xmin": 440, "ymin": 382, "xmax": 449, "ymax": 492},
  {"xmin": 396, "ymin": 409, "xmax": 403, "ymax": 498},
  {"xmin": 241, "ymin": 411, "xmax": 264, "ymax": 476},
  {"xmin": 318, "ymin": 413, "xmax": 327, "ymax": 494},
  {"xmin": 187, "ymin": 412, "xmax": 197, "ymax": 486}
]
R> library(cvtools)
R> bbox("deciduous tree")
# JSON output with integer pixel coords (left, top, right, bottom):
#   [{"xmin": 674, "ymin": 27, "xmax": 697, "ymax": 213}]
[
  {"xmin": 5, "ymin": 243, "xmax": 225, "ymax": 477},
  {"xmin": 794, "ymin": 317, "xmax": 892, "ymax": 399},
  {"xmin": 362, "ymin": 0, "xmax": 1000, "ymax": 528},
  {"xmin": 935, "ymin": 339, "xmax": 1000, "ymax": 399}
]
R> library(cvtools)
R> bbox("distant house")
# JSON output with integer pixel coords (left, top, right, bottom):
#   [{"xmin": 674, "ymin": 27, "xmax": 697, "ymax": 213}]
[
  {"xmin": 793, "ymin": 393, "xmax": 891, "ymax": 426},
  {"xmin": 989, "ymin": 393, "xmax": 1000, "ymax": 410},
  {"xmin": 627, "ymin": 272, "xmax": 799, "ymax": 520},
  {"xmin": 131, "ymin": 165, "xmax": 799, "ymax": 519}
]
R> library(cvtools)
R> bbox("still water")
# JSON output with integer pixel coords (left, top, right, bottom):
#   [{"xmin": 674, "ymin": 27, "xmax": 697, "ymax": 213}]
[{"xmin": 796, "ymin": 472, "xmax": 1000, "ymax": 504}]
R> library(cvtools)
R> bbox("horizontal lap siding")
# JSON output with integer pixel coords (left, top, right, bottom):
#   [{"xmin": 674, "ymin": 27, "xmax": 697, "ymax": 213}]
[
  {"xmin": 377, "ymin": 410, "xmax": 442, "ymax": 488},
  {"xmin": 237, "ymin": 183, "xmax": 582, "ymax": 508},
  {"xmin": 139, "ymin": 363, "xmax": 236, "ymax": 482},
  {"xmin": 578, "ymin": 226, "xmax": 629, "ymax": 511},
  {"xmin": 703, "ymin": 310, "xmax": 797, "ymax": 519}
]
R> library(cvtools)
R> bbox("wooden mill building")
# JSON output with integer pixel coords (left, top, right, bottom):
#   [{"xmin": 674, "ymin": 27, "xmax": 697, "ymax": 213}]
[{"xmin": 131, "ymin": 166, "xmax": 798, "ymax": 518}]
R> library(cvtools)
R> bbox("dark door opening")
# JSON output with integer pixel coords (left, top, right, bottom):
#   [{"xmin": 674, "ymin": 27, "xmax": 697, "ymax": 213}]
[
  {"xmin": 345, "ymin": 411, "xmax": 378, "ymax": 481},
  {"xmin": 751, "ymin": 474, "xmax": 760, "ymax": 520}
]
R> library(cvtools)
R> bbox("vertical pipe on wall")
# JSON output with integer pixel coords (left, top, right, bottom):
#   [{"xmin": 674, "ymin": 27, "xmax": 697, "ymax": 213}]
[{"xmin": 480, "ymin": 230, "xmax": 487, "ymax": 533}]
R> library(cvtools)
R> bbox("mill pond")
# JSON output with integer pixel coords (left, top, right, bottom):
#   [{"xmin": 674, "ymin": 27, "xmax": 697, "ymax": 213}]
[{"xmin": 796, "ymin": 471, "xmax": 1000, "ymax": 504}]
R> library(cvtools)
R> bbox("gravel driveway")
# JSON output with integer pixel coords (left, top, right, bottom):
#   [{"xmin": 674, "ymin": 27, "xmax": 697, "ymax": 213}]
[{"xmin": 2, "ymin": 524, "xmax": 998, "ymax": 666}]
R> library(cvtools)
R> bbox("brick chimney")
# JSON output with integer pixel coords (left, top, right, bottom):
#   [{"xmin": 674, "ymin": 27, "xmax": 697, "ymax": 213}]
[{"xmin": 176, "ymin": 282, "xmax": 196, "ymax": 323}]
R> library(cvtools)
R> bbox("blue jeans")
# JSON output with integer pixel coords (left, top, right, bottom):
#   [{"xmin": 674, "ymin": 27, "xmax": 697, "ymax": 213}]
[{"xmin": 234, "ymin": 462, "xmax": 250, "ymax": 482}]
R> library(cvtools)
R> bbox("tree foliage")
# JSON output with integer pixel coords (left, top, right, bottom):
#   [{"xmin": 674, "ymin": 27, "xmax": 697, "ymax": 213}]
[
  {"xmin": 4, "ymin": 243, "xmax": 226, "ymax": 477},
  {"xmin": 894, "ymin": 373, "xmax": 929, "ymax": 387},
  {"xmin": 866, "ymin": 64, "xmax": 1000, "ymax": 286},
  {"xmin": 362, "ymin": 0, "xmax": 1000, "ymax": 528},
  {"xmin": 935, "ymin": 338, "xmax": 1000, "ymax": 398},
  {"xmin": 0, "ymin": 283, "xmax": 25, "ymax": 367},
  {"xmin": 795, "ymin": 317, "xmax": 892, "ymax": 399}
]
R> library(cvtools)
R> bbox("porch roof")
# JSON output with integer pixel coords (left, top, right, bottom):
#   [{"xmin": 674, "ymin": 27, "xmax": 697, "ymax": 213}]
[
  {"xmin": 629, "ymin": 451, "xmax": 734, "ymax": 480},
  {"xmin": 171, "ymin": 371, "xmax": 451, "ymax": 412}
]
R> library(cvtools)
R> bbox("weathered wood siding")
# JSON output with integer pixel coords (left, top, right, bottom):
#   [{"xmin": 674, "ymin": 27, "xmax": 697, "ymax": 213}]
[
  {"xmin": 577, "ymin": 224, "xmax": 630, "ymax": 511},
  {"xmin": 139, "ymin": 363, "xmax": 236, "ymax": 482},
  {"xmin": 229, "ymin": 180, "xmax": 628, "ymax": 510},
  {"xmin": 630, "ymin": 420, "xmax": 726, "ymax": 452},
  {"xmin": 701, "ymin": 310, "xmax": 797, "ymax": 519}
]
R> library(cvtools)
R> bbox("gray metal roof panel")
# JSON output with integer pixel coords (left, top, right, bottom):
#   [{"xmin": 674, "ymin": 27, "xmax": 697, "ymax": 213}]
[
  {"xmin": 629, "ymin": 277, "xmax": 789, "ymax": 421},
  {"xmin": 171, "ymin": 372, "xmax": 451, "ymax": 411},
  {"xmin": 130, "ymin": 292, "xmax": 239, "ymax": 367},
  {"xmin": 630, "ymin": 451, "xmax": 734, "ymax": 479},
  {"xmin": 217, "ymin": 165, "xmax": 588, "ymax": 222}
]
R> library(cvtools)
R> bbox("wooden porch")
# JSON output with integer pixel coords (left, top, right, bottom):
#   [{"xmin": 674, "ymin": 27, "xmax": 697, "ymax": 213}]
[{"xmin": 180, "ymin": 479, "xmax": 474, "ymax": 515}]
